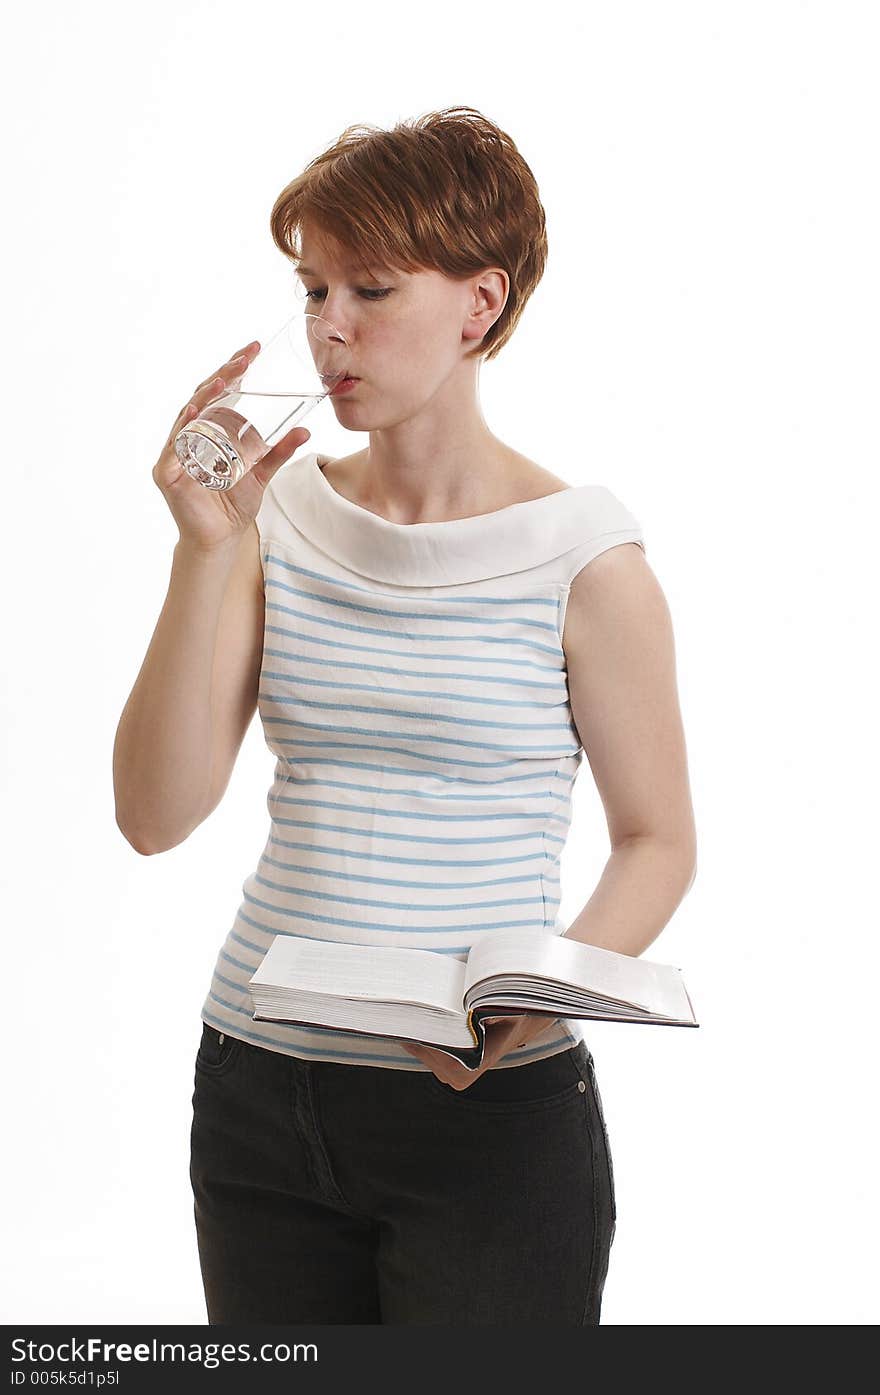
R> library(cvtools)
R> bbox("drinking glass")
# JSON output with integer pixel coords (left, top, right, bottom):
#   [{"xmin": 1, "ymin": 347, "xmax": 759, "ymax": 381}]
[{"xmin": 174, "ymin": 312, "xmax": 349, "ymax": 490}]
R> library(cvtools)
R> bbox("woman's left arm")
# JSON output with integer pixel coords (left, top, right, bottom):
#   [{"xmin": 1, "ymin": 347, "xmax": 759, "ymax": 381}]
[
  {"xmin": 559, "ymin": 540, "xmax": 697, "ymax": 956},
  {"xmin": 402, "ymin": 541, "xmax": 698, "ymax": 1087}
]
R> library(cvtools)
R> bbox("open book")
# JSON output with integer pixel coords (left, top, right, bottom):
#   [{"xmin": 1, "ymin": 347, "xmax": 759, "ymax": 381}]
[{"xmin": 247, "ymin": 928, "xmax": 699, "ymax": 1070}]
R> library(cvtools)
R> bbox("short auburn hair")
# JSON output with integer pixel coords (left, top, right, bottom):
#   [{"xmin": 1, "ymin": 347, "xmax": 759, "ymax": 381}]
[{"xmin": 269, "ymin": 106, "xmax": 548, "ymax": 363}]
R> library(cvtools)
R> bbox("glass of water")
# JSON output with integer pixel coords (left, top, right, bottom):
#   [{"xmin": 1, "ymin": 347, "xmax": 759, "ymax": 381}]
[{"xmin": 174, "ymin": 312, "xmax": 349, "ymax": 490}]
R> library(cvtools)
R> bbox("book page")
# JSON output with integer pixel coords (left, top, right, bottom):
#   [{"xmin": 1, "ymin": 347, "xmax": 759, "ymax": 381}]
[
  {"xmin": 249, "ymin": 935, "xmax": 467, "ymax": 1013},
  {"xmin": 463, "ymin": 928, "xmax": 690, "ymax": 1019}
]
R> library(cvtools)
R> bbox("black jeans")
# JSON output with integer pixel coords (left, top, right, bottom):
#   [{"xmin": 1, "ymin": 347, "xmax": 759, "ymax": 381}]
[{"xmin": 189, "ymin": 1022, "xmax": 617, "ymax": 1325}]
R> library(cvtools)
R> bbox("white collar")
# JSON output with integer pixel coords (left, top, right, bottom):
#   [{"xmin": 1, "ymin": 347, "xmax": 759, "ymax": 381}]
[{"xmin": 269, "ymin": 452, "xmax": 623, "ymax": 586}]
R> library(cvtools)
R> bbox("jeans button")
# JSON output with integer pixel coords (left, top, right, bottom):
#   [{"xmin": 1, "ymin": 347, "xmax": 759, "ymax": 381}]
[
  {"xmin": 218, "ymin": 1033, "xmax": 225, "ymax": 1045},
  {"xmin": 577, "ymin": 1080, "xmax": 586, "ymax": 1092}
]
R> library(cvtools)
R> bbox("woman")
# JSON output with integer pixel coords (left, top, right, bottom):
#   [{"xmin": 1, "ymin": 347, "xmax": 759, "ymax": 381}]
[{"xmin": 113, "ymin": 106, "xmax": 697, "ymax": 1325}]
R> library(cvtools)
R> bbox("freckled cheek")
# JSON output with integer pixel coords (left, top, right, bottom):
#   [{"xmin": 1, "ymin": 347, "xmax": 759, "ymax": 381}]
[
  {"xmin": 359, "ymin": 327, "xmax": 437, "ymax": 391},
  {"xmin": 399, "ymin": 335, "xmax": 446, "ymax": 382},
  {"xmin": 354, "ymin": 328, "xmax": 395, "ymax": 381}
]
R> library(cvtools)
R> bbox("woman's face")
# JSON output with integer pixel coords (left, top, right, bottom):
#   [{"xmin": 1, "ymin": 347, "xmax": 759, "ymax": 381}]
[{"xmin": 296, "ymin": 228, "xmax": 497, "ymax": 430}]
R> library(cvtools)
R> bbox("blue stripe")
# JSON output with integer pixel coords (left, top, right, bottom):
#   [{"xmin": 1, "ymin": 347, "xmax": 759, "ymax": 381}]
[
  {"xmin": 266, "ymin": 601, "xmax": 564, "ymax": 655},
  {"xmin": 259, "ymin": 693, "xmax": 575, "ymax": 734},
  {"xmin": 266, "ymin": 836, "xmax": 563, "ymax": 869},
  {"xmin": 271, "ymin": 793, "xmax": 568, "ymax": 825},
  {"xmin": 269, "ymin": 733, "xmax": 580, "ymax": 763},
  {"xmin": 230, "ymin": 918, "xmax": 545, "ymax": 962},
  {"xmin": 266, "ymin": 814, "xmax": 561, "ymax": 846},
  {"xmin": 269, "ymin": 757, "xmax": 574, "ymax": 786},
  {"xmin": 268, "ymin": 774, "xmax": 561, "ymax": 802},
  {"xmin": 260, "ymin": 852, "xmax": 560, "ymax": 889},
  {"xmin": 265, "ymin": 553, "xmax": 561, "ymax": 607},
  {"xmin": 264, "ymin": 623, "xmax": 565, "ymax": 673},
  {"xmin": 268, "ymin": 728, "xmax": 580, "ymax": 759},
  {"xmin": 268, "ymin": 746, "xmax": 581, "ymax": 776},
  {"xmin": 218, "ymin": 947, "xmax": 254, "ymax": 973},
  {"xmin": 262, "ymin": 664, "xmax": 563, "ymax": 708},
  {"xmin": 262, "ymin": 651, "xmax": 565, "ymax": 695},
  {"xmin": 253, "ymin": 871, "xmax": 555, "ymax": 915},
  {"xmin": 240, "ymin": 890, "xmax": 559, "ymax": 936},
  {"xmin": 266, "ymin": 575, "xmax": 560, "ymax": 632},
  {"xmin": 261, "ymin": 669, "xmax": 566, "ymax": 710},
  {"xmin": 231, "ymin": 919, "xmax": 464, "ymax": 957}
]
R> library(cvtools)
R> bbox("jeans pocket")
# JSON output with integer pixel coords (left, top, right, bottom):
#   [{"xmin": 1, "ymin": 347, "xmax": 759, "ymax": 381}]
[
  {"xmin": 195, "ymin": 1022, "xmax": 244, "ymax": 1076},
  {"xmin": 428, "ymin": 1042, "xmax": 588, "ymax": 1113}
]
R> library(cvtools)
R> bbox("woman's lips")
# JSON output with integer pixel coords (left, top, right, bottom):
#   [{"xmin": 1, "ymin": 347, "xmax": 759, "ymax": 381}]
[{"xmin": 331, "ymin": 376, "xmax": 360, "ymax": 395}]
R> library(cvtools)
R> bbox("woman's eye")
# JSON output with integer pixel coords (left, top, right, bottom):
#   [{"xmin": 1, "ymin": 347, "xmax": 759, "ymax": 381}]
[{"xmin": 303, "ymin": 287, "xmax": 392, "ymax": 301}]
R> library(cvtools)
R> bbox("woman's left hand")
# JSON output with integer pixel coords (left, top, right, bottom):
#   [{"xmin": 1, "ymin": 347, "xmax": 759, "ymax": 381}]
[{"xmin": 400, "ymin": 1014, "xmax": 559, "ymax": 1091}]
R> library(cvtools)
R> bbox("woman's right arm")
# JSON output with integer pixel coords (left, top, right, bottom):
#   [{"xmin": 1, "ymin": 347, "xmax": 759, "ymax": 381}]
[
  {"xmin": 113, "ymin": 338, "xmax": 312, "ymax": 854},
  {"xmin": 113, "ymin": 528, "xmax": 261, "ymax": 854}
]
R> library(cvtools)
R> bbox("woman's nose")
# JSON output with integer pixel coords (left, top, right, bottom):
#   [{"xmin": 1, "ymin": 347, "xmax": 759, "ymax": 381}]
[{"xmin": 308, "ymin": 314, "xmax": 350, "ymax": 350}]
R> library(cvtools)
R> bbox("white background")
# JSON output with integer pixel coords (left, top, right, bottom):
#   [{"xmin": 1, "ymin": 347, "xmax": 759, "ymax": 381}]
[{"xmin": 2, "ymin": 0, "xmax": 877, "ymax": 1326}]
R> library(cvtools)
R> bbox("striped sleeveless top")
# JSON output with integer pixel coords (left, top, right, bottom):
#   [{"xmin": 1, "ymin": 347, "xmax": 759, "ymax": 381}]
[{"xmin": 200, "ymin": 451, "xmax": 645, "ymax": 1070}]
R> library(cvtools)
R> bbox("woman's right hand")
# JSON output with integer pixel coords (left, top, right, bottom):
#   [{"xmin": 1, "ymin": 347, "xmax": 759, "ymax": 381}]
[{"xmin": 152, "ymin": 339, "xmax": 312, "ymax": 552}]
